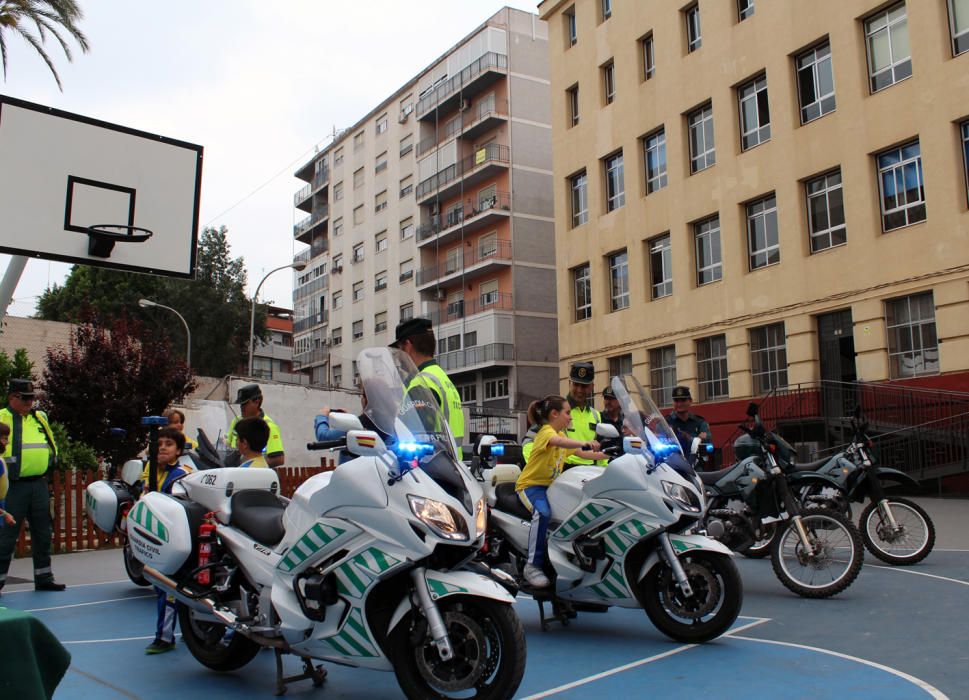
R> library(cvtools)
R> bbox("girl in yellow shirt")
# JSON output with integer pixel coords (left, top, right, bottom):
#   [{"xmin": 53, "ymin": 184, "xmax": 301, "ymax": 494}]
[{"xmin": 515, "ymin": 395, "xmax": 603, "ymax": 588}]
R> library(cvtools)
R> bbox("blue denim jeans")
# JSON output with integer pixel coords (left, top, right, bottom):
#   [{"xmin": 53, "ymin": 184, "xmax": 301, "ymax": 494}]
[{"xmin": 519, "ymin": 486, "xmax": 551, "ymax": 567}]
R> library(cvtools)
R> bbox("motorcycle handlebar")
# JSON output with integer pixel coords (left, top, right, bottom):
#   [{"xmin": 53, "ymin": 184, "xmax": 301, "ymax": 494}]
[{"xmin": 306, "ymin": 439, "xmax": 346, "ymax": 451}]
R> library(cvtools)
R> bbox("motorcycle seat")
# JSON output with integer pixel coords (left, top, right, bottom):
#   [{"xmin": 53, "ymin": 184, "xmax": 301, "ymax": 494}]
[
  {"xmin": 229, "ymin": 489, "xmax": 287, "ymax": 547},
  {"xmin": 699, "ymin": 466, "xmax": 734, "ymax": 485},
  {"xmin": 494, "ymin": 482, "xmax": 533, "ymax": 521},
  {"xmin": 791, "ymin": 458, "xmax": 830, "ymax": 471}
]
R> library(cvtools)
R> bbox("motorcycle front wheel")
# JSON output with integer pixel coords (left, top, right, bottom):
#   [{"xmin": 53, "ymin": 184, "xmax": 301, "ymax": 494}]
[
  {"xmin": 771, "ymin": 508, "xmax": 863, "ymax": 599},
  {"xmin": 859, "ymin": 497, "xmax": 935, "ymax": 565},
  {"xmin": 122, "ymin": 538, "xmax": 151, "ymax": 587},
  {"xmin": 177, "ymin": 605, "xmax": 261, "ymax": 672},
  {"xmin": 389, "ymin": 596, "xmax": 526, "ymax": 700},
  {"xmin": 640, "ymin": 551, "xmax": 743, "ymax": 643}
]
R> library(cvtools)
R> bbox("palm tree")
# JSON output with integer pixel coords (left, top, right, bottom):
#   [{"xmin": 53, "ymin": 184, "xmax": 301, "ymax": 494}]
[{"xmin": 0, "ymin": 0, "xmax": 89, "ymax": 91}]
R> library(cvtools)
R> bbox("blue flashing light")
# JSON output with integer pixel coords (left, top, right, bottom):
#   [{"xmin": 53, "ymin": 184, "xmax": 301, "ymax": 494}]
[
  {"xmin": 652, "ymin": 442, "xmax": 680, "ymax": 457},
  {"xmin": 490, "ymin": 444, "xmax": 505, "ymax": 456},
  {"xmin": 395, "ymin": 442, "xmax": 435, "ymax": 456},
  {"xmin": 704, "ymin": 443, "xmax": 714, "ymax": 453}
]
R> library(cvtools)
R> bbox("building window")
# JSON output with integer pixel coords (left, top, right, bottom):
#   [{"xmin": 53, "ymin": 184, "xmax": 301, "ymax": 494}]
[
  {"xmin": 877, "ymin": 141, "xmax": 925, "ymax": 231},
  {"xmin": 962, "ymin": 121, "xmax": 969, "ymax": 205},
  {"xmin": 865, "ymin": 3, "xmax": 911, "ymax": 93},
  {"xmin": 608, "ymin": 353, "xmax": 632, "ymax": 379},
  {"xmin": 352, "ymin": 243, "xmax": 364, "ymax": 262},
  {"xmin": 480, "ymin": 279, "xmax": 499, "ymax": 307},
  {"xmin": 695, "ymin": 216, "xmax": 722, "ymax": 285},
  {"xmin": 446, "ymin": 291, "xmax": 464, "ymax": 320},
  {"xmin": 601, "ymin": 0, "xmax": 612, "ymax": 21},
  {"xmin": 400, "ymin": 302, "xmax": 413, "ymax": 322},
  {"xmin": 375, "ymin": 114, "xmax": 388, "ymax": 135},
  {"xmin": 650, "ymin": 346, "xmax": 677, "ymax": 407},
  {"xmin": 333, "ymin": 217, "xmax": 343, "ymax": 237},
  {"xmin": 478, "ymin": 231, "xmax": 498, "ymax": 259},
  {"xmin": 334, "ymin": 181, "xmax": 343, "ymax": 201},
  {"xmin": 333, "ymin": 254, "xmax": 343, "ymax": 271},
  {"xmin": 688, "ymin": 103, "xmax": 715, "ymax": 173},
  {"xmin": 353, "ymin": 131, "xmax": 364, "ymax": 151},
  {"xmin": 746, "ymin": 194, "xmax": 780, "ymax": 270},
  {"xmin": 649, "ymin": 235, "xmax": 672, "ymax": 299},
  {"xmin": 375, "ymin": 151, "xmax": 388, "ymax": 173},
  {"xmin": 608, "ymin": 250, "xmax": 629, "ymax": 311},
  {"xmin": 399, "ymin": 134, "xmax": 413, "ymax": 157},
  {"xmin": 685, "ymin": 4, "xmax": 701, "ymax": 53},
  {"xmin": 332, "ymin": 291, "xmax": 342, "ymax": 309},
  {"xmin": 573, "ymin": 263, "xmax": 591, "ymax": 321},
  {"xmin": 464, "ymin": 331, "xmax": 477, "ymax": 348},
  {"xmin": 399, "ymin": 258, "xmax": 413, "ymax": 282},
  {"xmin": 604, "ymin": 151, "xmax": 625, "ymax": 211},
  {"xmin": 445, "ymin": 247, "xmax": 463, "ymax": 275},
  {"xmin": 458, "ymin": 384, "xmax": 477, "ymax": 403},
  {"xmin": 375, "ymin": 231, "xmax": 388, "ymax": 253},
  {"xmin": 950, "ymin": 0, "xmax": 969, "ymax": 55},
  {"xmin": 399, "ymin": 175, "xmax": 413, "ymax": 198},
  {"xmin": 374, "ymin": 270, "xmax": 388, "ymax": 291},
  {"xmin": 567, "ymin": 84, "xmax": 580, "ymax": 127},
  {"xmin": 374, "ymin": 190, "xmax": 388, "ymax": 213},
  {"xmin": 696, "ymin": 335, "xmax": 729, "ymax": 401},
  {"xmin": 374, "ymin": 311, "xmax": 387, "ymax": 334},
  {"xmin": 570, "ymin": 170, "xmax": 588, "ymax": 227},
  {"xmin": 400, "ymin": 217, "xmax": 414, "ymax": 240},
  {"xmin": 565, "ymin": 5, "xmax": 577, "ymax": 47},
  {"xmin": 353, "ymin": 167, "xmax": 364, "ymax": 190},
  {"xmin": 484, "ymin": 378, "xmax": 509, "ymax": 400},
  {"xmin": 352, "ymin": 320, "xmax": 363, "ymax": 340},
  {"xmin": 332, "ymin": 364, "xmax": 342, "ymax": 387},
  {"xmin": 334, "ymin": 148, "xmax": 344, "ymax": 167},
  {"xmin": 738, "ymin": 74, "xmax": 770, "ymax": 150},
  {"xmin": 797, "ymin": 42, "xmax": 836, "ymax": 124},
  {"xmin": 353, "ymin": 205, "xmax": 364, "ymax": 225},
  {"xmin": 738, "ymin": 0, "xmax": 754, "ymax": 21},
  {"xmin": 643, "ymin": 128, "xmax": 667, "ymax": 194},
  {"xmin": 887, "ymin": 292, "xmax": 939, "ymax": 378},
  {"xmin": 807, "ymin": 170, "xmax": 847, "ymax": 252},
  {"xmin": 602, "ymin": 60, "xmax": 616, "ymax": 105},
  {"xmin": 352, "ymin": 281, "xmax": 364, "ymax": 302},
  {"xmin": 750, "ymin": 323, "xmax": 788, "ymax": 394},
  {"xmin": 641, "ymin": 33, "xmax": 655, "ymax": 80},
  {"xmin": 332, "ymin": 327, "xmax": 342, "ymax": 346}
]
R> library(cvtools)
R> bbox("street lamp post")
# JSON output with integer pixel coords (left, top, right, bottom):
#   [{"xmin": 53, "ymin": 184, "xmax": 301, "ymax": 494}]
[
  {"xmin": 139, "ymin": 298, "xmax": 191, "ymax": 368},
  {"xmin": 249, "ymin": 262, "xmax": 307, "ymax": 378}
]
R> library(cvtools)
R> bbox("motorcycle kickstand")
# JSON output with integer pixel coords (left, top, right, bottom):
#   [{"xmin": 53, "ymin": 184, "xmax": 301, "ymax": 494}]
[
  {"xmin": 273, "ymin": 648, "xmax": 327, "ymax": 696},
  {"xmin": 536, "ymin": 595, "xmax": 573, "ymax": 632}
]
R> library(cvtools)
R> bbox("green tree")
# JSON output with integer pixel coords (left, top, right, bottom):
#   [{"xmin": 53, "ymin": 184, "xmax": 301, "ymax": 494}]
[
  {"xmin": 36, "ymin": 226, "xmax": 265, "ymax": 377},
  {"xmin": 0, "ymin": 346, "xmax": 35, "ymax": 397},
  {"xmin": 40, "ymin": 315, "xmax": 196, "ymax": 466},
  {"xmin": 0, "ymin": 0, "xmax": 90, "ymax": 90}
]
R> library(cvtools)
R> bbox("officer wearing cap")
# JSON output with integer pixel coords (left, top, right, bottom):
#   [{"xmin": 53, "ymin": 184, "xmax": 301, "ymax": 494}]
[
  {"xmin": 563, "ymin": 361, "xmax": 604, "ymax": 469},
  {"xmin": 391, "ymin": 317, "xmax": 465, "ymax": 459},
  {"xmin": 0, "ymin": 379, "xmax": 66, "ymax": 594},
  {"xmin": 600, "ymin": 385, "xmax": 625, "ymax": 451},
  {"xmin": 227, "ymin": 384, "xmax": 285, "ymax": 467},
  {"xmin": 666, "ymin": 386, "xmax": 711, "ymax": 454}
]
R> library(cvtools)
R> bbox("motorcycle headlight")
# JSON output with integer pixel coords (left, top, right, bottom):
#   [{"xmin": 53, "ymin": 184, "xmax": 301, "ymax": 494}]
[
  {"xmin": 662, "ymin": 480, "xmax": 700, "ymax": 512},
  {"xmin": 475, "ymin": 498, "xmax": 487, "ymax": 538},
  {"xmin": 408, "ymin": 495, "xmax": 469, "ymax": 541}
]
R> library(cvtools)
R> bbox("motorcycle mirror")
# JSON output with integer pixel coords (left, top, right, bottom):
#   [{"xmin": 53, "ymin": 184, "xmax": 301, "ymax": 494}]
[
  {"xmin": 596, "ymin": 423, "xmax": 620, "ymax": 439},
  {"xmin": 746, "ymin": 402, "xmax": 759, "ymax": 417},
  {"xmin": 329, "ymin": 411, "xmax": 364, "ymax": 433},
  {"xmin": 120, "ymin": 459, "xmax": 144, "ymax": 486}
]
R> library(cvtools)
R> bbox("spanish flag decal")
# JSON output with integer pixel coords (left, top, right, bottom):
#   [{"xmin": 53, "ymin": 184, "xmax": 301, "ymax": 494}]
[{"xmin": 357, "ymin": 434, "xmax": 377, "ymax": 449}]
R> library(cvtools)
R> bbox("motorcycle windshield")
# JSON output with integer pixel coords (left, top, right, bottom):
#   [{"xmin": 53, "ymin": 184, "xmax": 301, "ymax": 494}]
[
  {"xmin": 611, "ymin": 374, "xmax": 684, "ymax": 459},
  {"xmin": 357, "ymin": 347, "xmax": 471, "ymax": 512}
]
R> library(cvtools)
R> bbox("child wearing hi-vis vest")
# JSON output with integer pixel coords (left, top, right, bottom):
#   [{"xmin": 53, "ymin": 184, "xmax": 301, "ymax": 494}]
[{"xmin": 515, "ymin": 395, "xmax": 606, "ymax": 589}]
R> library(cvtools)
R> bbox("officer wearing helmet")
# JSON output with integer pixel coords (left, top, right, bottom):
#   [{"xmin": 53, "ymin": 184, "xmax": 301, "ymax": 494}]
[{"xmin": 227, "ymin": 384, "xmax": 285, "ymax": 467}]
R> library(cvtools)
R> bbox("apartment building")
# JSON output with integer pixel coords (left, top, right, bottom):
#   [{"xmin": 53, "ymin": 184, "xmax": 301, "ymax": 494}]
[
  {"xmin": 539, "ymin": 0, "xmax": 969, "ymax": 432},
  {"xmin": 250, "ymin": 305, "xmax": 307, "ymax": 385},
  {"xmin": 292, "ymin": 7, "xmax": 558, "ymax": 413}
]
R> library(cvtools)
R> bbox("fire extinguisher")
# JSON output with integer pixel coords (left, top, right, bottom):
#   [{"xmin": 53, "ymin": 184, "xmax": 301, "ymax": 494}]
[{"xmin": 197, "ymin": 520, "xmax": 217, "ymax": 586}]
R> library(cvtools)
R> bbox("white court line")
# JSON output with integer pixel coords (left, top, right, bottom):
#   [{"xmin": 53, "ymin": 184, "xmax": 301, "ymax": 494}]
[
  {"xmin": 3, "ymin": 578, "xmax": 132, "ymax": 594},
  {"xmin": 730, "ymin": 635, "xmax": 949, "ymax": 700},
  {"xmin": 517, "ymin": 617, "xmax": 770, "ymax": 700},
  {"xmin": 865, "ymin": 564, "xmax": 969, "ymax": 587},
  {"xmin": 63, "ymin": 633, "xmax": 182, "ymax": 645},
  {"xmin": 931, "ymin": 548, "xmax": 969, "ymax": 553},
  {"xmin": 26, "ymin": 594, "xmax": 154, "ymax": 612}
]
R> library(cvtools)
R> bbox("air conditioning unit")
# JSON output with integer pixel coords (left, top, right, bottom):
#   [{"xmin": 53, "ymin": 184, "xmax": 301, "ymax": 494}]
[
  {"xmin": 398, "ymin": 112, "xmax": 409, "ymax": 124},
  {"xmin": 332, "ymin": 265, "xmax": 343, "ymax": 273},
  {"xmin": 459, "ymin": 99, "xmax": 471, "ymax": 111},
  {"xmin": 434, "ymin": 289, "xmax": 447, "ymax": 301}
]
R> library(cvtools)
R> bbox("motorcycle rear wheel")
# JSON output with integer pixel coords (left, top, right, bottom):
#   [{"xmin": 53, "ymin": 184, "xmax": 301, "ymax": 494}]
[
  {"xmin": 123, "ymin": 538, "xmax": 151, "ymax": 587},
  {"xmin": 177, "ymin": 605, "xmax": 261, "ymax": 672},
  {"xmin": 389, "ymin": 596, "xmax": 526, "ymax": 700},
  {"xmin": 640, "ymin": 551, "xmax": 743, "ymax": 643},
  {"xmin": 771, "ymin": 509, "xmax": 863, "ymax": 599},
  {"xmin": 859, "ymin": 497, "xmax": 935, "ymax": 565}
]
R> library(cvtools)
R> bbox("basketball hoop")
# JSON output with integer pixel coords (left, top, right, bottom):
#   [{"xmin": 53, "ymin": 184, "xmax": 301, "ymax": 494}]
[{"xmin": 84, "ymin": 224, "xmax": 153, "ymax": 258}]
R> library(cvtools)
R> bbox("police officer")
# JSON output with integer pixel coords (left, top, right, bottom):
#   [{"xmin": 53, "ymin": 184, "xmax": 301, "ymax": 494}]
[
  {"xmin": 666, "ymin": 386, "xmax": 711, "ymax": 456},
  {"xmin": 391, "ymin": 317, "xmax": 465, "ymax": 459},
  {"xmin": 0, "ymin": 379, "xmax": 66, "ymax": 594},
  {"xmin": 227, "ymin": 384, "xmax": 285, "ymax": 467},
  {"xmin": 564, "ymin": 361, "xmax": 604, "ymax": 469},
  {"xmin": 600, "ymin": 385, "xmax": 624, "ymax": 452}
]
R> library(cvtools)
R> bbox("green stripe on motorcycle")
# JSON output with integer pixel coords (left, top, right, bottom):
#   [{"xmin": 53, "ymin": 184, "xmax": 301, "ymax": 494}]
[
  {"xmin": 340, "ymin": 566, "xmax": 367, "ymax": 597},
  {"xmin": 670, "ymin": 538, "xmax": 703, "ymax": 552},
  {"xmin": 324, "ymin": 637, "xmax": 352, "ymax": 657}
]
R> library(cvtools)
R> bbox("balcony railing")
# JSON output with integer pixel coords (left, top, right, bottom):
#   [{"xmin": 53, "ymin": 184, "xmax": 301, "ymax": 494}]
[
  {"xmin": 417, "ymin": 97, "xmax": 510, "ymax": 159},
  {"xmin": 294, "ymin": 183, "xmax": 312, "ymax": 206},
  {"xmin": 292, "ymin": 348, "xmax": 330, "ymax": 369},
  {"xmin": 416, "ymin": 143, "xmax": 510, "ymax": 201},
  {"xmin": 312, "ymin": 167, "xmax": 329, "ymax": 190},
  {"xmin": 416, "ymin": 52, "xmax": 508, "ymax": 118},
  {"xmin": 438, "ymin": 342, "xmax": 515, "ymax": 372},
  {"xmin": 294, "ymin": 205, "xmax": 329, "ymax": 238},
  {"xmin": 417, "ymin": 191, "xmax": 511, "ymax": 242},
  {"xmin": 417, "ymin": 238, "xmax": 512, "ymax": 287},
  {"xmin": 294, "ymin": 274, "xmax": 329, "ymax": 300},
  {"xmin": 424, "ymin": 292, "xmax": 513, "ymax": 326},
  {"xmin": 293, "ymin": 310, "xmax": 329, "ymax": 334}
]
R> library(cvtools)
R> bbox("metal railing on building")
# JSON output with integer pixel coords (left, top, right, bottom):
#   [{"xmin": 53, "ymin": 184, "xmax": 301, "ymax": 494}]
[
  {"xmin": 438, "ymin": 342, "xmax": 515, "ymax": 372},
  {"xmin": 415, "ymin": 143, "xmax": 510, "ymax": 201},
  {"xmin": 293, "ymin": 310, "xmax": 329, "ymax": 334},
  {"xmin": 416, "ymin": 238, "xmax": 512, "ymax": 287},
  {"xmin": 294, "ymin": 183, "xmax": 312, "ymax": 205},
  {"xmin": 416, "ymin": 191, "xmax": 511, "ymax": 242},
  {"xmin": 416, "ymin": 52, "xmax": 508, "ymax": 117},
  {"xmin": 294, "ymin": 274, "xmax": 329, "ymax": 300},
  {"xmin": 294, "ymin": 205, "xmax": 329, "ymax": 237},
  {"xmin": 424, "ymin": 292, "xmax": 513, "ymax": 326}
]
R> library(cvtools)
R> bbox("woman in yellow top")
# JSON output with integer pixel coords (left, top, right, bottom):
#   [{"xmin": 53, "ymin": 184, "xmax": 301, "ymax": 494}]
[
  {"xmin": 0, "ymin": 424, "xmax": 16, "ymax": 527},
  {"xmin": 515, "ymin": 395, "xmax": 605, "ymax": 588}
]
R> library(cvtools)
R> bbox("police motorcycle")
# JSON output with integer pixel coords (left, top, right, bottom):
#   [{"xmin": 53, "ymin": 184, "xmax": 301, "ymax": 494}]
[
  {"xmin": 700, "ymin": 403, "xmax": 864, "ymax": 598},
  {"xmin": 794, "ymin": 407, "xmax": 934, "ymax": 565},
  {"xmin": 87, "ymin": 347, "xmax": 527, "ymax": 699},
  {"xmin": 474, "ymin": 374, "xmax": 742, "ymax": 644}
]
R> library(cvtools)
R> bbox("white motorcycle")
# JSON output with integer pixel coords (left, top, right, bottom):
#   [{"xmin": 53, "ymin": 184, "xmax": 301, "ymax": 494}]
[
  {"xmin": 474, "ymin": 375, "xmax": 742, "ymax": 643},
  {"xmin": 87, "ymin": 347, "xmax": 526, "ymax": 699}
]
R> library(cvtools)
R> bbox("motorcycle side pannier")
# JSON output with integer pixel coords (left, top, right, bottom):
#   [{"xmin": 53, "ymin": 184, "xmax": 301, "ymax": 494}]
[
  {"xmin": 85, "ymin": 480, "xmax": 134, "ymax": 534},
  {"xmin": 127, "ymin": 492, "xmax": 204, "ymax": 575}
]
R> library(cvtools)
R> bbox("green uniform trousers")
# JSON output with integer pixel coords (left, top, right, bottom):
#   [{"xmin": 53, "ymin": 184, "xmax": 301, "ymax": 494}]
[{"xmin": 0, "ymin": 478, "xmax": 54, "ymax": 589}]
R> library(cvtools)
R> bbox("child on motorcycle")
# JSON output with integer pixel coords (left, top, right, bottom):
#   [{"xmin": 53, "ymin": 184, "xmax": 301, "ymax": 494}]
[
  {"xmin": 515, "ymin": 395, "xmax": 603, "ymax": 588},
  {"xmin": 234, "ymin": 417, "xmax": 271, "ymax": 468}
]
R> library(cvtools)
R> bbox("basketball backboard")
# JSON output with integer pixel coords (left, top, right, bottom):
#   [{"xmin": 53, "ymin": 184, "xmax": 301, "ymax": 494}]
[{"xmin": 0, "ymin": 95, "xmax": 203, "ymax": 278}]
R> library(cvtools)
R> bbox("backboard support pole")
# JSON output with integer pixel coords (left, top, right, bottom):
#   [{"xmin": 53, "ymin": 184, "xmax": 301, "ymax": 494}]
[{"xmin": 0, "ymin": 255, "xmax": 28, "ymax": 329}]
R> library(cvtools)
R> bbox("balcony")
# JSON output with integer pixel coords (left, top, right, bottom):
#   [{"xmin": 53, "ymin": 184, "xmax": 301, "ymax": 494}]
[
  {"xmin": 416, "ymin": 143, "xmax": 510, "ymax": 204},
  {"xmin": 438, "ymin": 342, "xmax": 515, "ymax": 372},
  {"xmin": 312, "ymin": 167, "xmax": 329, "ymax": 191},
  {"xmin": 294, "ymin": 274, "xmax": 329, "ymax": 300},
  {"xmin": 294, "ymin": 183, "xmax": 312, "ymax": 211},
  {"xmin": 292, "ymin": 347, "xmax": 330, "ymax": 369},
  {"xmin": 416, "ymin": 52, "xmax": 508, "ymax": 120},
  {"xmin": 417, "ymin": 238, "xmax": 512, "ymax": 289},
  {"xmin": 416, "ymin": 98, "xmax": 509, "ymax": 159},
  {"xmin": 293, "ymin": 310, "xmax": 328, "ymax": 334},
  {"xmin": 424, "ymin": 292, "xmax": 513, "ymax": 326},
  {"xmin": 417, "ymin": 191, "xmax": 510, "ymax": 248},
  {"xmin": 294, "ymin": 205, "xmax": 329, "ymax": 243}
]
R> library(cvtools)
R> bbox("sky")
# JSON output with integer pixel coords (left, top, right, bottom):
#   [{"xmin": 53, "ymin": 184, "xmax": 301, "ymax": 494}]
[{"xmin": 0, "ymin": 0, "xmax": 541, "ymax": 318}]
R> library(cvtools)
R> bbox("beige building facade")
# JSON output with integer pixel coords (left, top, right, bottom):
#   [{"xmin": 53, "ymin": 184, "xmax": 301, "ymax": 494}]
[{"xmin": 539, "ymin": 0, "xmax": 969, "ymax": 428}]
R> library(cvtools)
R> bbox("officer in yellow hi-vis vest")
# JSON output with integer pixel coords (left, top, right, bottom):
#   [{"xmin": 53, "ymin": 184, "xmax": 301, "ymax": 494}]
[
  {"xmin": 564, "ymin": 362, "xmax": 604, "ymax": 469},
  {"xmin": 0, "ymin": 379, "xmax": 66, "ymax": 594},
  {"xmin": 391, "ymin": 317, "xmax": 465, "ymax": 460}
]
